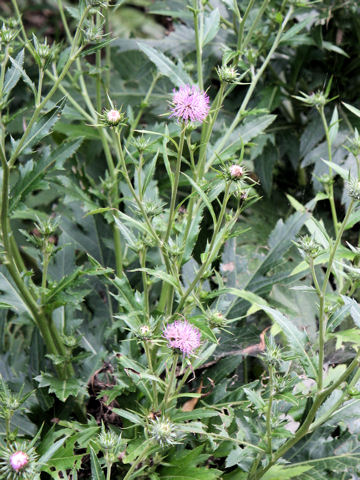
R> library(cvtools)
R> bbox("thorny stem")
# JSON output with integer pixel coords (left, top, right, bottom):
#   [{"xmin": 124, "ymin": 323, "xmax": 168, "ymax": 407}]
[{"xmin": 158, "ymin": 124, "xmax": 186, "ymax": 315}]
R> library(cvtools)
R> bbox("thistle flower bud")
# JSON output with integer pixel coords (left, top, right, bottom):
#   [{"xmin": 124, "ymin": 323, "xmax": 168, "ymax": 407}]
[
  {"xmin": 0, "ymin": 24, "xmax": 17, "ymax": 44},
  {"xmin": 295, "ymin": 235, "xmax": 321, "ymax": 259},
  {"xmin": 293, "ymin": 90, "xmax": 328, "ymax": 108},
  {"xmin": 136, "ymin": 324, "xmax": 153, "ymax": 340},
  {"xmin": 132, "ymin": 136, "xmax": 150, "ymax": 153},
  {"xmin": 0, "ymin": 443, "xmax": 37, "ymax": 479},
  {"xmin": 102, "ymin": 108, "xmax": 127, "ymax": 128},
  {"xmin": 346, "ymin": 129, "xmax": 360, "ymax": 157},
  {"xmin": 148, "ymin": 417, "xmax": 178, "ymax": 447},
  {"xmin": 346, "ymin": 178, "xmax": 360, "ymax": 201},
  {"xmin": 229, "ymin": 164, "xmax": 244, "ymax": 179},
  {"xmin": 208, "ymin": 311, "xmax": 227, "ymax": 329},
  {"xmin": 9, "ymin": 451, "xmax": 29, "ymax": 472},
  {"xmin": 99, "ymin": 429, "xmax": 118, "ymax": 451},
  {"xmin": 216, "ymin": 65, "xmax": 239, "ymax": 84}
]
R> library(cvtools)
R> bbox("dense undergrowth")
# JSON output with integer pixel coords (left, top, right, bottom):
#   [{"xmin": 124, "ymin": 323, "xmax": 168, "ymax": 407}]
[{"xmin": 1, "ymin": 0, "xmax": 360, "ymax": 479}]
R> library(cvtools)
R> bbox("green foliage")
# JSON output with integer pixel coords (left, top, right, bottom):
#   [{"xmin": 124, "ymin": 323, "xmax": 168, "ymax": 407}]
[{"xmin": 1, "ymin": 0, "xmax": 360, "ymax": 479}]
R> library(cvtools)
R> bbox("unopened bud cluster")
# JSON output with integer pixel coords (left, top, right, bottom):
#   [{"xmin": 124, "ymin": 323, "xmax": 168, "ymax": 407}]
[
  {"xmin": 148, "ymin": 417, "xmax": 178, "ymax": 447},
  {"xmin": 136, "ymin": 324, "xmax": 153, "ymax": 340},
  {"xmin": 346, "ymin": 178, "xmax": 360, "ymax": 201},
  {"xmin": 0, "ymin": 23, "xmax": 17, "ymax": 44},
  {"xmin": 293, "ymin": 90, "xmax": 327, "ymax": 108},
  {"xmin": 216, "ymin": 65, "xmax": 239, "ymax": 84},
  {"xmin": 208, "ymin": 311, "xmax": 227, "ymax": 329},
  {"xmin": 132, "ymin": 136, "xmax": 150, "ymax": 153},
  {"xmin": 346, "ymin": 129, "xmax": 360, "ymax": 157},
  {"xmin": 296, "ymin": 235, "xmax": 321, "ymax": 259}
]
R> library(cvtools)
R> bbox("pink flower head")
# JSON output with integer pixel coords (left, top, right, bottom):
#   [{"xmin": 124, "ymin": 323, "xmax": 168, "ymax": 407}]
[
  {"xmin": 106, "ymin": 109, "xmax": 121, "ymax": 125},
  {"xmin": 9, "ymin": 451, "xmax": 29, "ymax": 472},
  {"xmin": 229, "ymin": 164, "xmax": 244, "ymax": 179},
  {"xmin": 170, "ymin": 85, "xmax": 210, "ymax": 123},
  {"xmin": 163, "ymin": 320, "xmax": 201, "ymax": 356}
]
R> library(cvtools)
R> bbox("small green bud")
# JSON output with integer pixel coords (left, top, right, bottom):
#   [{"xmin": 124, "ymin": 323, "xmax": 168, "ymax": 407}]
[
  {"xmin": 348, "ymin": 387, "xmax": 360, "ymax": 397},
  {"xmin": 0, "ymin": 24, "xmax": 17, "ymax": 44},
  {"xmin": 295, "ymin": 235, "xmax": 322, "ymax": 259},
  {"xmin": 346, "ymin": 178, "xmax": 360, "ymax": 201},
  {"xmin": 216, "ymin": 65, "xmax": 240, "ymax": 84},
  {"xmin": 208, "ymin": 311, "xmax": 227, "ymax": 328},
  {"xmin": 148, "ymin": 417, "xmax": 178, "ymax": 447},
  {"xmin": 132, "ymin": 136, "xmax": 150, "ymax": 153}
]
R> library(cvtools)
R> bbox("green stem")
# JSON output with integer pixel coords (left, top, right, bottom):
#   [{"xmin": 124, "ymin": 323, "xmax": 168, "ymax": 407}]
[
  {"xmin": 208, "ymin": 5, "xmax": 293, "ymax": 166},
  {"xmin": 162, "ymin": 354, "xmax": 178, "ymax": 410},
  {"xmin": 318, "ymin": 105, "xmax": 339, "ymax": 236},
  {"xmin": 126, "ymin": 73, "xmax": 160, "ymax": 145},
  {"xmin": 176, "ymin": 182, "xmax": 232, "ymax": 312},
  {"xmin": 164, "ymin": 123, "xmax": 186, "ymax": 244},
  {"xmin": 114, "ymin": 131, "xmax": 174, "ymax": 280},
  {"xmin": 252, "ymin": 351, "xmax": 360, "ymax": 480},
  {"xmin": 105, "ymin": 5, "xmax": 111, "ymax": 90},
  {"xmin": 41, "ymin": 251, "xmax": 50, "ymax": 304},
  {"xmin": 235, "ymin": 0, "xmax": 257, "ymax": 60},
  {"xmin": 0, "ymin": 46, "xmax": 9, "ymax": 94},
  {"xmin": 106, "ymin": 462, "xmax": 112, "ymax": 480},
  {"xmin": 197, "ymin": 82, "xmax": 225, "ymax": 178},
  {"xmin": 144, "ymin": 341, "xmax": 158, "ymax": 410},
  {"xmin": 266, "ymin": 364, "xmax": 274, "ymax": 455},
  {"xmin": 242, "ymin": 0, "xmax": 270, "ymax": 52},
  {"xmin": 317, "ymin": 199, "xmax": 355, "ymax": 390},
  {"xmin": 140, "ymin": 248, "xmax": 150, "ymax": 318},
  {"xmin": 123, "ymin": 442, "xmax": 153, "ymax": 480},
  {"xmin": 36, "ymin": 68, "xmax": 44, "ymax": 107},
  {"xmin": 10, "ymin": 0, "xmax": 37, "ymax": 57},
  {"xmin": 193, "ymin": 0, "xmax": 203, "ymax": 90}
]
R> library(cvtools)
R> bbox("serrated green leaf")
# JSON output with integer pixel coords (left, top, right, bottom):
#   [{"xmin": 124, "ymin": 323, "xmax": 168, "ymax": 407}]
[
  {"xmin": 138, "ymin": 43, "xmax": 192, "ymax": 87},
  {"xmin": 35, "ymin": 373, "xmax": 84, "ymax": 402},
  {"xmin": 3, "ymin": 49, "xmax": 24, "ymax": 96}
]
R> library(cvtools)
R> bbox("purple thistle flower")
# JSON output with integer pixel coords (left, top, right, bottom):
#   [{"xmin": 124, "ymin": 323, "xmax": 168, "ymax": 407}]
[
  {"xmin": 163, "ymin": 320, "xmax": 201, "ymax": 356},
  {"xmin": 170, "ymin": 85, "xmax": 210, "ymax": 123}
]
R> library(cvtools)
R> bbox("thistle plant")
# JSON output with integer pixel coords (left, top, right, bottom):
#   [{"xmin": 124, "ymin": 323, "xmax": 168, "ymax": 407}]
[{"xmin": 1, "ymin": 0, "xmax": 360, "ymax": 479}]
